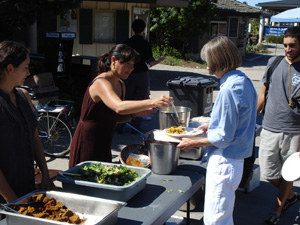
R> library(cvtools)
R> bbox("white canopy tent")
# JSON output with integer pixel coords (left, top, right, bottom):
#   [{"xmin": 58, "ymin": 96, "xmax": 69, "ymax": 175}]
[
  {"xmin": 266, "ymin": 7, "xmax": 300, "ymax": 56},
  {"xmin": 270, "ymin": 7, "xmax": 300, "ymax": 23}
]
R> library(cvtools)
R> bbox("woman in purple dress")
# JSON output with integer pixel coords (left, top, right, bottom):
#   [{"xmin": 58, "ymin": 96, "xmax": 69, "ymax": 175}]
[{"xmin": 69, "ymin": 44, "xmax": 172, "ymax": 168}]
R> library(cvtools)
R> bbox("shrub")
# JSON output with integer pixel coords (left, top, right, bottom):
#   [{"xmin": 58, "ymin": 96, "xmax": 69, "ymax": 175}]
[
  {"xmin": 246, "ymin": 44, "xmax": 254, "ymax": 53},
  {"xmin": 257, "ymin": 43, "xmax": 266, "ymax": 52},
  {"xmin": 266, "ymin": 35, "xmax": 283, "ymax": 44},
  {"xmin": 152, "ymin": 45, "xmax": 185, "ymax": 66},
  {"xmin": 246, "ymin": 43, "xmax": 266, "ymax": 53}
]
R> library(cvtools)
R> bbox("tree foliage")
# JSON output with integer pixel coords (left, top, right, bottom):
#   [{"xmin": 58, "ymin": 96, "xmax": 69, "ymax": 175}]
[
  {"xmin": 150, "ymin": 0, "xmax": 217, "ymax": 55},
  {"xmin": 0, "ymin": 0, "xmax": 82, "ymax": 31},
  {"xmin": 249, "ymin": 18, "xmax": 259, "ymax": 35}
]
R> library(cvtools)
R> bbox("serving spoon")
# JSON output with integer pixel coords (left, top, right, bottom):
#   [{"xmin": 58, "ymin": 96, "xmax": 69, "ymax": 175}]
[
  {"xmin": 171, "ymin": 102, "xmax": 186, "ymax": 125},
  {"xmin": 171, "ymin": 102, "xmax": 179, "ymax": 120}
]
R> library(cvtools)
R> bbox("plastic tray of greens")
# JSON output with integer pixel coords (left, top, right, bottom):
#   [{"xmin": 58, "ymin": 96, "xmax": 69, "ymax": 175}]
[{"xmin": 57, "ymin": 161, "xmax": 151, "ymax": 202}]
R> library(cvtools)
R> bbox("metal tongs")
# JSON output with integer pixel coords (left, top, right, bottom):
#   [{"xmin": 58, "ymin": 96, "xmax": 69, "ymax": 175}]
[
  {"xmin": 0, "ymin": 203, "xmax": 20, "ymax": 214},
  {"xmin": 0, "ymin": 201, "xmax": 45, "ymax": 214},
  {"xmin": 59, "ymin": 171, "xmax": 82, "ymax": 177}
]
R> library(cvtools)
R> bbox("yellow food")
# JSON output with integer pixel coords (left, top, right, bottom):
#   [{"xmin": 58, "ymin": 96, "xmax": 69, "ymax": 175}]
[
  {"xmin": 126, "ymin": 155, "xmax": 144, "ymax": 167},
  {"xmin": 165, "ymin": 126, "xmax": 187, "ymax": 134}
]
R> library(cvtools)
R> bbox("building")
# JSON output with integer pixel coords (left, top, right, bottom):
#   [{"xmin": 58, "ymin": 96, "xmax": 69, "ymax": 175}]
[{"xmin": 189, "ymin": 0, "xmax": 269, "ymax": 57}]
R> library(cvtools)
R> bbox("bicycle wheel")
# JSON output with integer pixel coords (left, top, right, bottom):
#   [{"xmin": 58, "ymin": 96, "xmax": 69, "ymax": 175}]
[{"xmin": 37, "ymin": 114, "xmax": 73, "ymax": 157}]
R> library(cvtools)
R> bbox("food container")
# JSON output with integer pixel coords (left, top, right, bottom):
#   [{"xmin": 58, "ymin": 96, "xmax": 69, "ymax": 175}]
[
  {"xmin": 0, "ymin": 190, "xmax": 126, "ymax": 225},
  {"xmin": 179, "ymin": 147, "xmax": 204, "ymax": 160},
  {"xmin": 57, "ymin": 161, "xmax": 151, "ymax": 202},
  {"xmin": 144, "ymin": 131, "xmax": 180, "ymax": 175},
  {"xmin": 120, "ymin": 144, "xmax": 150, "ymax": 168},
  {"xmin": 158, "ymin": 106, "xmax": 192, "ymax": 129}
]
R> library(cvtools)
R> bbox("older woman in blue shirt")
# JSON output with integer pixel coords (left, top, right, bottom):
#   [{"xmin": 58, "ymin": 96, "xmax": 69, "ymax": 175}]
[{"xmin": 177, "ymin": 36, "xmax": 257, "ymax": 225}]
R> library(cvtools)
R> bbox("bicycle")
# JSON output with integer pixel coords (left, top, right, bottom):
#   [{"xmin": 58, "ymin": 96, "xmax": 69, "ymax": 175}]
[{"xmin": 21, "ymin": 86, "xmax": 74, "ymax": 157}]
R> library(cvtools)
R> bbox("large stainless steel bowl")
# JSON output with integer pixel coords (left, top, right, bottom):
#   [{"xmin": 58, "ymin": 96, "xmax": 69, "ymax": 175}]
[
  {"xmin": 144, "ymin": 131, "xmax": 180, "ymax": 175},
  {"xmin": 158, "ymin": 106, "xmax": 192, "ymax": 129}
]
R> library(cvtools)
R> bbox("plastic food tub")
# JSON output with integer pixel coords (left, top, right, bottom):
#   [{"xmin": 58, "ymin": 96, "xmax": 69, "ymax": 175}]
[{"xmin": 57, "ymin": 161, "xmax": 151, "ymax": 202}]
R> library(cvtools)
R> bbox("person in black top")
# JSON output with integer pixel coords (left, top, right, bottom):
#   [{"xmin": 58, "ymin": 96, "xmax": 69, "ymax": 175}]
[
  {"xmin": 122, "ymin": 19, "xmax": 165, "ymax": 133},
  {"xmin": 0, "ymin": 41, "xmax": 55, "ymax": 205}
]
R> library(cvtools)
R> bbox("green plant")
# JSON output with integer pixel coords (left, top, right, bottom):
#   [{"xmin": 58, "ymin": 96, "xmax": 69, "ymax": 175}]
[
  {"xmin": 163, "ymin": 56, "xmax": 184, "ymax": 66},
  {"xmin": 246, "ymin": 43, "xmax": 266, "ymax": 53},
  {"xmin": 249, "ymin": 18, "xmax": 259, "ymax": 35},
  {"xmin": 246, "ymin": 44, "xmax": 254, "ymax": 53},
  {"xmin": 150, "ymin": 0, "xmax": 217, "ymax": 55},
  {"xmin": 266, "ymin": 35, "xmax": 283, "ymax": 44}
]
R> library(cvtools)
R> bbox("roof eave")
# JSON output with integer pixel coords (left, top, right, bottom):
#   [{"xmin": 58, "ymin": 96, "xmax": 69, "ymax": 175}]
[{"xmin": 89, "ymin": 0, "xmax": 190, "ymax": 8}]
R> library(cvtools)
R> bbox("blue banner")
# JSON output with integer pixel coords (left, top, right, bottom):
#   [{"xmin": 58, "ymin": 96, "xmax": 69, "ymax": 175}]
[{"xmin": 264, "ymin": 26, "xmax": 288, "ymax": 36}]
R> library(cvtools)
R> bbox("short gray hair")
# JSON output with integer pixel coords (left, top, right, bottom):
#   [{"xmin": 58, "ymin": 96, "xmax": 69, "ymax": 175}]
[{"xmin": 200, "ymin": 36, "xmax": 242, "ymax": 75}]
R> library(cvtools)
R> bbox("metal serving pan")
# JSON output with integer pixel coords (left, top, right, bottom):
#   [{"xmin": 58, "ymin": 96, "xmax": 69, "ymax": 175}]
[{"xmin": 0, "ymin": 190, "xmax": 126, "ymax": 225}]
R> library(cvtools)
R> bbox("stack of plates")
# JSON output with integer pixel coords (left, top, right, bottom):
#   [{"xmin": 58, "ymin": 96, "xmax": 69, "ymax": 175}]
[{"xmin": 282, "ymin": 152, "xmax": 300, "ymax": 181}]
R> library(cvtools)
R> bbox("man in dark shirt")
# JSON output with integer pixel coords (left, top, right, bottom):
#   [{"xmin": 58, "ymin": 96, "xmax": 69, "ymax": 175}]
[{"xmin": 122, "ymin": 19, "xmax": 165, "ymax": 132}]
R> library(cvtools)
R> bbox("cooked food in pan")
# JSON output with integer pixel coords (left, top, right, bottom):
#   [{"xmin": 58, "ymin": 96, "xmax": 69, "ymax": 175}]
[{"xmin": 11, "ymin": 193, "xmax": 85, "ymax": 224}]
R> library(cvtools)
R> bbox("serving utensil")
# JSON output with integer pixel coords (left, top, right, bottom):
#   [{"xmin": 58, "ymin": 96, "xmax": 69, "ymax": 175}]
[
  {"xmin": 170, "ymin": 102, "xmax": 186, "ymax": 125},
  {"xmin": 7, "ymin": 201, "xmax": 45, "ymax": 208},
  {"xmin": 171, "ymin": 102, "xmax": 179, "ymax": 120},
  {"xmin": 0, "ymin": 203, "xmax": 21, "ymax": 214},
  {"xmin": 125, "ymin": 123, "xmax": 147, "ymax": 138},
  {"xmin": 61, "ymin": 172, "xmax": 82, "ymax": 177}
]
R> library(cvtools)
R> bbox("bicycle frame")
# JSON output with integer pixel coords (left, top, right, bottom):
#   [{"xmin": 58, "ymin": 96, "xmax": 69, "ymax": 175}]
[
  {"xmin": 35, "ymin": 105, "xmax": 65, "ymax": 139},
  {"xmin": 20, "ymin": 85, "xmax": 74, "ymax": 157}
]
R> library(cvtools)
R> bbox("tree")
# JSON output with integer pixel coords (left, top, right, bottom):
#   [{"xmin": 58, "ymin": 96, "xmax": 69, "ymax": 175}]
[
  {"xmin": 249, "ymin": 18, "xmax": 259, "ymax": 35},
  {"xmin": 0, "ymin": 0, "xmax": 82, "ymax": 31},
  {"xmin": 150, "ymin": 0, "xmax": 217, "ymax": 56}
]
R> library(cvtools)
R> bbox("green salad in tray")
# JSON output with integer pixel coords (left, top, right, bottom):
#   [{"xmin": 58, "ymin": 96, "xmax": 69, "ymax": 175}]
[{"xmin": 76, "ymin": 163, "xmax": 141, "ymax": 186}]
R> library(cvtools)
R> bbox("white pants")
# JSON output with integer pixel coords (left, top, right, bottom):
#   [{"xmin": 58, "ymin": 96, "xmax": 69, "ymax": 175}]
[{"xmin": 204, "ymin": 153, "xmax": 244, "ymax": 225}]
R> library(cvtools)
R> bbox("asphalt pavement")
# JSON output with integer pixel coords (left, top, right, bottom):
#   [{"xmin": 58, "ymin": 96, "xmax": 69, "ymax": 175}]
[{"xmin": 46, "ymin": 43, "xmax": 300, "ymax": 225}]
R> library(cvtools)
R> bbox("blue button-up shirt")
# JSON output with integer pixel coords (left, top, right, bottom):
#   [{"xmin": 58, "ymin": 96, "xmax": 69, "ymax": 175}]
[{"xmin": 206, "ymin": 70, "xmax": 257, "ymax": 160}]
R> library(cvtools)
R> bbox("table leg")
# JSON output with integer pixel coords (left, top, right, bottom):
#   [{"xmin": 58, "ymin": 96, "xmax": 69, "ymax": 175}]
[{"xmin": 186, "ymin": 200, "xmax": 190, "ymax": 225}]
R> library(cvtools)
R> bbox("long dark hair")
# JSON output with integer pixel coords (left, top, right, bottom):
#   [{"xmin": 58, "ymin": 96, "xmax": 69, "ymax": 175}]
[
  {"xmin": 97, "ymin": 44, "xmax": 140, "ymax": 73},
  {"xmin": 0, "ymin": 41, "xmax": 29, "ymax": 76}
]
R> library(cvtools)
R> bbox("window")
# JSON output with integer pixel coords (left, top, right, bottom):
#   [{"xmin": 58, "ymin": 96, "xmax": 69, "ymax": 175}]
[
  {"xmin": 210, "ymin": 21, "xmax": 227, "ymax": 37},
  {"xmin": 229, "ymin": 17, "xmax": 239, "ymax": 38},
  {"xmin": 133, "ymin": 8, "xmax": 150, "ymax": 38},
  {"xmin": 94, "ymin": 11, "xmax": 115, "ymax": 43}
]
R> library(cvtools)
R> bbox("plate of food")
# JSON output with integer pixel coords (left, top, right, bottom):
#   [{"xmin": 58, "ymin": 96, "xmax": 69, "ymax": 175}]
[
  {"xmin": 282, "ymin": 152, "xmax": 300, "ymax": 181},
  {"xmin": 163, "ymin": 126, "xmax": 204, "ymax": 138}
]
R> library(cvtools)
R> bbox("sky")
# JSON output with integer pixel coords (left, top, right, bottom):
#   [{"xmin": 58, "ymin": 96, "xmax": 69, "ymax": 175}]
[{"xmin": 243, "ymin": 0, "xmax": 277, "ymax": 7}]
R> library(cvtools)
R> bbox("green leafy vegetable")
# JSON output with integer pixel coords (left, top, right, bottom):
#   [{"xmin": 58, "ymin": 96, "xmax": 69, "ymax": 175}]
[{"xmin": 74, "ymin": 163, "xmax": 141, "ymax": 186}]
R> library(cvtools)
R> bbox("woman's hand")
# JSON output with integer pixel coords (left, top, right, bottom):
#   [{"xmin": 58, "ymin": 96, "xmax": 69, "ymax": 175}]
[
  {"xmin": 198, "ymin": 123, "xmax": 209, "ymax": 135},
  {"xmin": 177, "ymin": 138, "xmax": 197, "ymax": 151},
  {"xmin": 40, "ymin": 176, "xmax": 56, "ymax": 191},
  {"xmin": 153, "ymin": 95, "xmax": 173, "ymax": 108}
]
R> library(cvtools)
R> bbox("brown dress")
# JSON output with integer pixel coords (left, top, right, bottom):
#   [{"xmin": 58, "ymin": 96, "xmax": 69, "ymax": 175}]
[{"xmin": 69, "ymin": 78, "xmax": 124, "ymax": 168}]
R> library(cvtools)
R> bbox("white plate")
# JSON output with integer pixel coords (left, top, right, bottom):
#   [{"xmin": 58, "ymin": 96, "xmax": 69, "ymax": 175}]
[
  {"xmin": 282, "ymin": 152, "xmax": 300, "ymax": 181},
  {"xmin": 163, "ymin": 127, "xmax": 204, "ymax": 138}
]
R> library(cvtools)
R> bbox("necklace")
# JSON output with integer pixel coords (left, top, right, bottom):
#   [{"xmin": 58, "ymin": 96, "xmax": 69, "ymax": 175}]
[{"xmin": 288, "ymin": 63, "xmax": 292, "ymax": 106}]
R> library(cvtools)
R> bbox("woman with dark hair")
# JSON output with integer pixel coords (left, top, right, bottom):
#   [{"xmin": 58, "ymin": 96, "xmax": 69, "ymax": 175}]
[
  {"xmin": 69, "ymin": 44, "xmax": 172, "ymax": 168},
  {"xmin": 177, "ymin": 36, "xmax": 257, "ymax": 225},
  {"xmin": 0, "ymin": 40, "xmax": 54, "ymax": 204}
]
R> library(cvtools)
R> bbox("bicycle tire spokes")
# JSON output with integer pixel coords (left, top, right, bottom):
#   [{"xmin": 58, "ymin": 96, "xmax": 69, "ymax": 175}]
[{"xmin": 38, "ymin": 115, "xmax": 72, "ymax": 157}]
